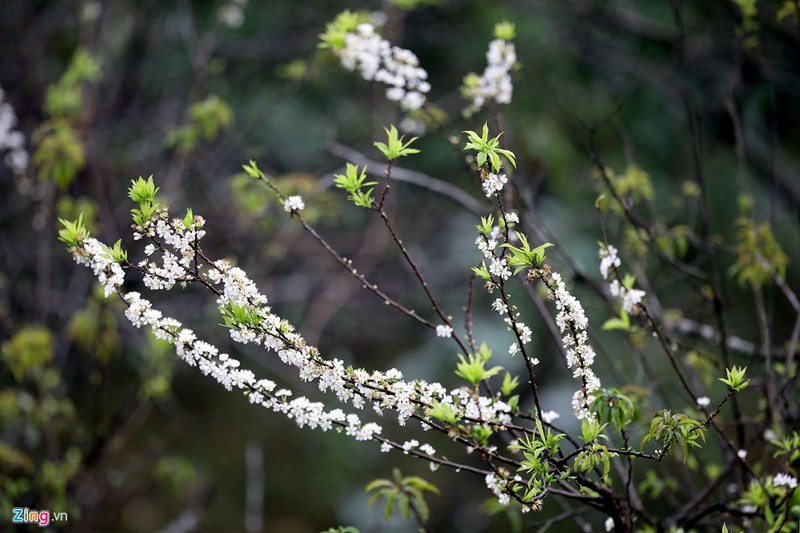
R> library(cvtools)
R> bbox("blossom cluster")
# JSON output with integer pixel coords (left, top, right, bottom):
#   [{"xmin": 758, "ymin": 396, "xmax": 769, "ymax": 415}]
[
  {"xmin": 464, "ymin": 37, "xmax": 516, "ymax": 114},
  {"xmin": 599, "ymin": 244, "xmax": 646, "ymax": 314},
  {"xmin": 481, "ymin": 172, "xmax": 508, "ymax": 198},
  {"xmin": 283, "ymin": 195, "xmax": 305, "ymax": 212},
  {"xmin": 68, "ymin": 203, "xmax": 529, "ymax": 505},
  {"xmin": 72, "ymin": 238, "xmax": 126, "ymax": 297},
  {"xmin": 124, "ymin": 291, "xmax": 383, "ymax": 439},
  {"xmin": 0, "ymin": 86, "xmax": 29, "ymax": 175},
  {"xmin": 772, "ymin": 472, "xmax": 798, "ymax": 489},
  {"xmin": 136, "ymin": 214, "xmax": 207, "ymax": 291},
  {"xmin": 476, "ymin": 225, "xmax": 535, "ymax": 358},
  {"xmin": 549, "ymin": 272, "xmax": 600, "ymax": 420},
  {"xmin": 337, "ymin": 23, "xmax": 430, "ymax": 111}
]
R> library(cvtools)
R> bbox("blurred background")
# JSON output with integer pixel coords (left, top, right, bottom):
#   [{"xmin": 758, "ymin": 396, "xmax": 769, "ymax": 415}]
[{"xmin": 1, "ymin": 0, "xmax": 799, "ymax": 531}]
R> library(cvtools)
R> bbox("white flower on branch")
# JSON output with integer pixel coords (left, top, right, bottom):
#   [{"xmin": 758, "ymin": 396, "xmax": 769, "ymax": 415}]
[
  {"xmin": 550, "ymin": 272, "xmax": 600, "ymax": 420},
  {"xmin": 464, "ymin": 38, "xmax": 517, "ymax": 114},
  {"xmin": 338, "ymin": 23, "xmax": 430, "ymax": 111},
  {"xmin": 481, "ymin": 172, "xmax": 508, "ymax": 198},
  {"xmin": 598, "ymin": 244, "xmax": 621, "ymax": 280},
  {"xmin": 773, "ymin": 472, "xmax": 798, "ymax": 489},
  {"xmin": 436, "ymin": 324, "xmax": 453, "ymax": 338},
  {"xmin": 283, "ymin": 195, "xmax": 305, "ymax": 212}
]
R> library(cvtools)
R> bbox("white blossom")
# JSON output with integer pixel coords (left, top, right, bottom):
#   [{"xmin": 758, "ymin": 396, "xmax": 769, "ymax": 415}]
[
  {"xmin": 696, "ymin": 396, "xmax": 711, "ymax": 408},
  {"xmin": 69, "ymin": 202, "xmax": 534, "ymax": 508},
  {"xmin": 550, "ymin": 272, "xmax": 599, "ymax": 420},
  {"xmin": 337, "ymin": 23, "xmax": 430, "ymax": 111},
  {"xmin": 482, "ymin": 172, "xmax": 508, "ymax": 198},
  {"xmin": 598, "ymin": 245, "xmax": 621, "ymax": 280},
  {"xmin": 602, "ymin": 243, "xmax": 646, "ymax": 314},
  {"xmin": 541, "ymin": 410, "xmax": 560, "ymax": 424},
  {"xmin": 283, "ymin": 195, "xmax": 305, "ymax": 212},
  {"xmin": 436, "ymin": 324, "xmax": 453, "ymax": 338},
  {"xmin": 773, "ymin": 473, "xmax": 798, "ymax": 489},
  {"xmin": 464, "ymin": 38, "xmax": 516, "ymax": 114}
]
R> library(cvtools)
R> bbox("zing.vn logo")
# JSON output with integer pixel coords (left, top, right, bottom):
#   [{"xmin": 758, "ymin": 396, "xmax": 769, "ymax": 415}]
[{"xmin": 11, "ymin": 507, "xmax": 68, "ymax": 527}]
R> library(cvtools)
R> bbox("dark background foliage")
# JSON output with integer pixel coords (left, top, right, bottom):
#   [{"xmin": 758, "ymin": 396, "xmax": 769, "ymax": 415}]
[{"xmin": 1, "ymin": 0, "xmax": 798, "ymax": 531}]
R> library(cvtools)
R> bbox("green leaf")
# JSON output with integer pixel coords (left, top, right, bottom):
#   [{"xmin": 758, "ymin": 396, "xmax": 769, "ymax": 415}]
[
  {"xmin": 58, "ymin": 214, "xmax": 90, "ymax": 248},
  {"xmin": 374, "ymin": 125, "xmax": 420, "ymax": 161},
  {"xmin": 601, "ymin": 310, "xmax": 631, "ymax": 332}
]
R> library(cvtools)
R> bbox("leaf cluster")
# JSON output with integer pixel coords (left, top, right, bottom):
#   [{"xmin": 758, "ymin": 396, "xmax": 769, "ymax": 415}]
[
  {"xmin": 501, "ymin": 232, "xmax": 552, "ymax": 273},
  {"xmin": 366, "ymin": 468, "xmax": 439, "ymax": 523},
  {"xmin": 318, "ymin": 10, "xmax": 369, "ymax": 50},
  {"xmin": 455, "ymin": 343, "xmax": 502, "ymax": 386},
  {"xmin": 374, "ymin": 125, "xmax": 419, "ymax": 161},
  {"xmin": 463, "ymin": 123, "xmax": 516, "ymax": 173},
  {"xmin": 641, "ymin": 410, "xmax": 706, "ymax": 460},
  {"xmin": 129, "ymin": 176, "xmax": 161, "ymax": 226},
  {"xmin": 334, "ymin": 163, "xmax": 377, "ymax": 209},
  {"xmin": 720, "ymin": 366, "xmax": 749, "ymax": 392},
  {"xmin": 58, "ymin": 214, "xmax": 90, "ymax": 249}
]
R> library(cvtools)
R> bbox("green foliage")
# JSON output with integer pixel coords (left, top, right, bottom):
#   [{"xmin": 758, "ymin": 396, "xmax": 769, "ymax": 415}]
[
  {"xmin": 321, "ymin": 528, "xmax": 360, "ymax": 533},
  {"xmin": 596, "ymin": 164, "xmax": 654, "ymax": 216},
  {"xmin": 374, "ymin": 125, "xmax": 419, "ymax": 161},
  {"xmin": 455, "ymin": 343, "xmax": 502, "ymax": 386},
  {"xmin": 500, "ymin": 371, "xmax": 519, "ymax": 396},
  {"xmin": 43, "ymin": 48, "xmax": 101, "ymax": 118},
  {"xmin": 513, "ymin": 422, "xmax": 565, "ymax": 498},
  {"xmin": 155, "ymin": 456, "xmax": 198, "ymax": 497},
  {"xmin": 129, "ymin": 176, "xmax": 161, "ymax": 226},
  {"xmin": 733, "ymin": 0, "xmax": 760, "ymax": 48},
  {"xmin": 67, "ymin": 290, "xmax": 121, "ymax": 364},
  {"xmin": 103, "ymin": 239, "xmax": 128, "ymax": 263},
  {"xmin": 739, "ymin": 477, "xmax": 800, "ymax": 533},
  {"xmin": 1, "ymin": 326, "xmax": 54, "ymax": 382},
  {"xmin": 720, "ymin": 366, "xmax": 750, "ymax": 392},
  {"xmin": 580, "ymin": 418, "xmax": 608, "ymax": 444},
  {"xmin": 601, "ymin": 309, "xmax": 632, "ymax": 332},
  {"xmin": 221, "ymin": 302, "xmax": 261, "ymax": 329},
  {"xmin": 494, "ymin": 21, "xmax": 516, "ymax": 41},
  {"xmin": 777, "ymin": 1, "xmax": 800, "ymax": 22},
  {"xmin": 475, "ymin": 214, "xmax": 495, "ymax": 237},
  {"xmin": 32, "ymin": 120, "xmax": 86, "ymax": 188},
  {"xmin": 593, "ymin": 388, "xmax": 636, "ymax": 431},
  {"xmin": 58, "ymin": 214, "xmax": 90, "ymax": 248},
  {"xmin": 33, "ymin": 48, "xmax": 100, "ymax": 188},
  {"xmin": 574, "ymin": 442, "xmax": 617, "ymax": 482},
  {"xmin": 139, "ymin": 335, "xmax": 176, "ymax": 399},
  {"xmin": 56, "ymin": 196, "xmax": 98, "ymax": 234},
  {"xmin": 366, "ymin": 468, "xmax": 439, "ymax": 523},
  {"xmin": 771, "ymin": 431, "xmax": 800, "ymax": 463},
  {"xmin": 471, "ymin": 260, "xmax": 491, "ymax": 281},
  {"xmin": 641, "ymin": 410, "xmax": 706, "ymax": 460},
  {"xmin": 166, "ymin": 95, "xmax": 234, "ymax": 152},
  {"xmin": 730, "ymin": 198, "xmax": 788, "ymax": 289},
  {"xmin": 501, "ymin": 232, "xmax": 552, "ymax": 273},
  {"xmin": 639, "ymin": 469, "xmax": 678, "ymax": 499},
  {"xmin": 463, "ymin": 123, "xmax": 517, "ymax": 172},
  {"xmin": 318, "ymin": 10, "xmax": 370, "ymax": 50},
  {"xmin": 388, "ymin": 0, "xmax": 438, "ymax": 10},
  {"xmin": 427, "ymin": 401, "xmax": 461, "ymax": 425},
  {"xmin": 128, "ymin": 175, "xmax": 159, "ymax": 203},
  {"xmin": 333, "ymin": 163, "xmax": 377, "ymax": 209},
  {"xmin": 654, "ymin": 225, "xmax": 690, "ymax": 259}
]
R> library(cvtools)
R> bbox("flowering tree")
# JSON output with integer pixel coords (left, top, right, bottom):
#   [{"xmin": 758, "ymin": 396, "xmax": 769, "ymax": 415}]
[
  {"xmin": 4, "ymin": 1, "xmax": 800, "ymax": 531},
  {"xmin": 49, "ymin": 11, "xmax": 800, "ymax": 532}
]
